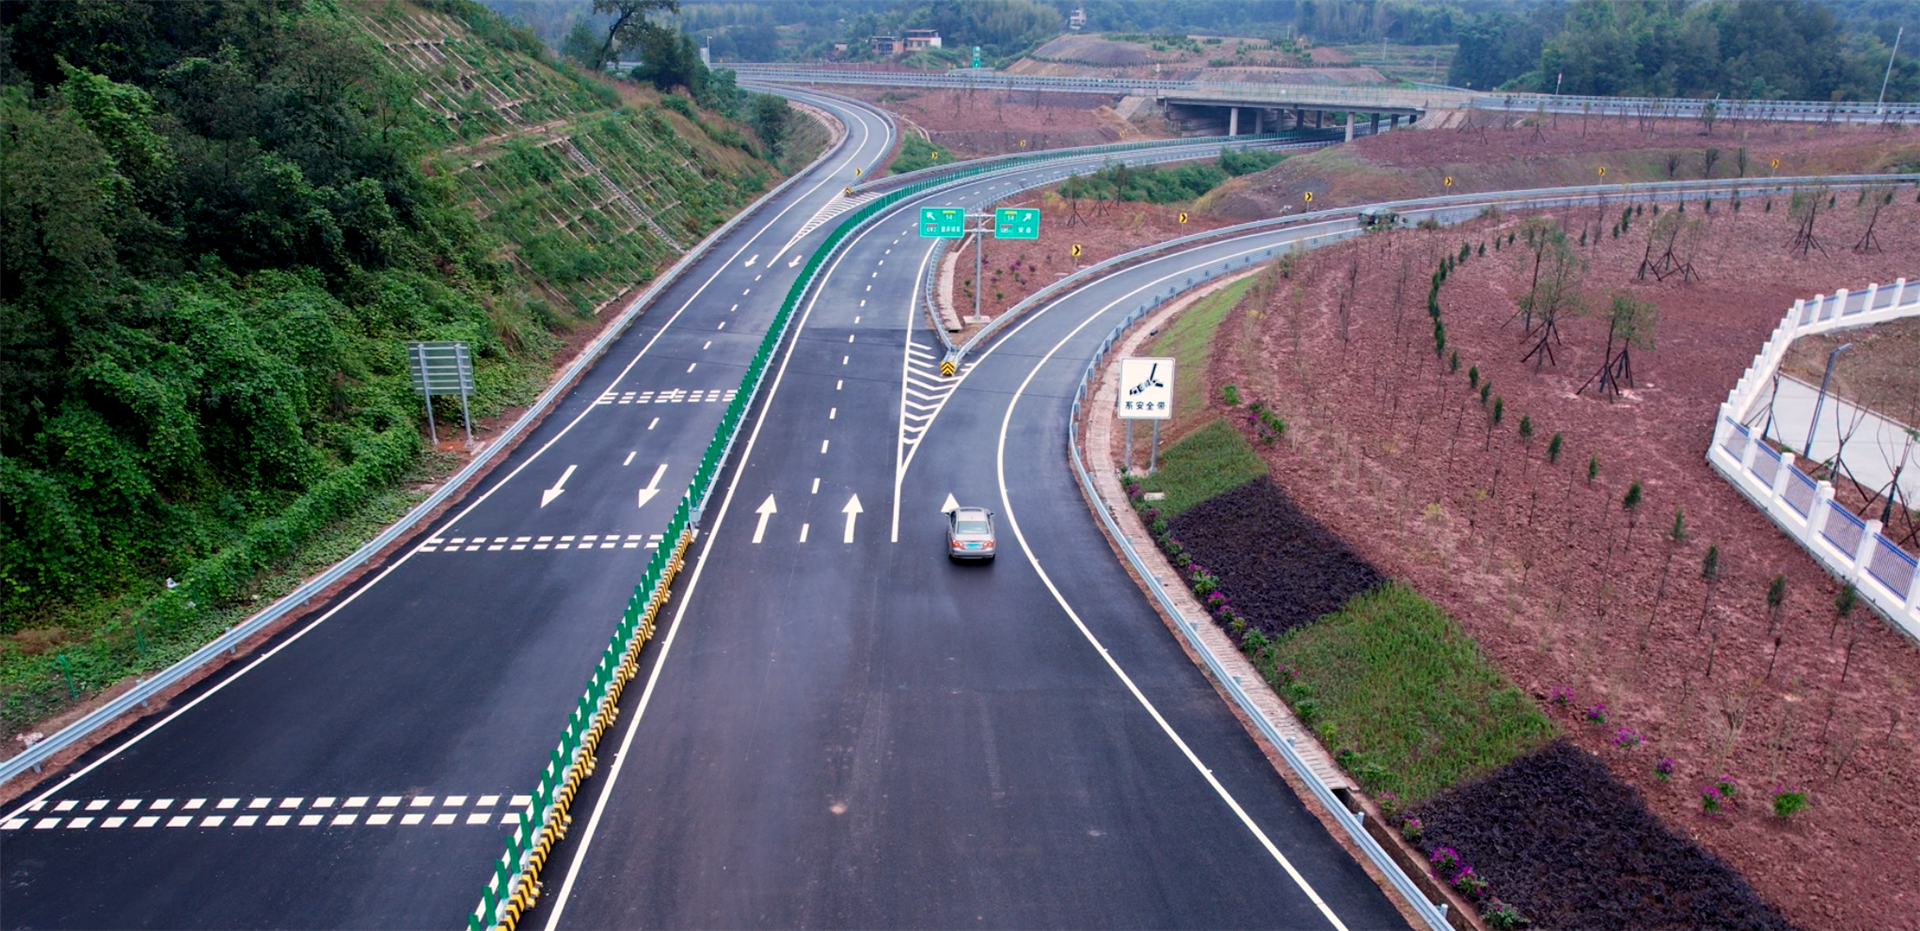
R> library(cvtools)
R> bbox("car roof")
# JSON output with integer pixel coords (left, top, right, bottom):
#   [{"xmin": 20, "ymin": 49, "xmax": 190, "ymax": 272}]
[{"xmin": 954, "ymin": 507, "xmax": 990, "ymax": 519}]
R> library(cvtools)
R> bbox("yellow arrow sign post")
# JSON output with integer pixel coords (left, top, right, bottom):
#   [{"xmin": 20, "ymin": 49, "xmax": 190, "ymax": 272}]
[
  {"xmin": 1070, "ymin": 244, "xmax": 1083, "ymax": 257},
  {"xmin": 1597, "ymin": 166, "xmax": 1607, "ymax": 178},
  {"xmin": 940, "ymin": 359, "xmax": 956, "ymax": 377},
  {"xmin": 1444, "ymin": 176, "xmax": 1454, "ymax": 187},
  {"xmin": 1304, "ymin": 191, "xmax": 1314, "ymax": 203},
  {"xmin": 1177, "ymin": 212, "xmax": 1189, "ymax": 224}
]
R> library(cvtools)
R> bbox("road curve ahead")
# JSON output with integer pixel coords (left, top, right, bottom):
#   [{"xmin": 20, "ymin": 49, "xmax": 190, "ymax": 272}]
[
  {"xmin": 534, "ymin": 133, "xmax": 1409, "ymax": 930},
  {"xmin": 0, "ymin": 93, "xmax": 894, "ymax": 930}
]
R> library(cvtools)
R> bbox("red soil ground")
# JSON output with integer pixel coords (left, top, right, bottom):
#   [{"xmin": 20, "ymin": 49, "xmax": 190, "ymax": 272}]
[
  {"xmin": 1204, "ymin": 199, "xmax": 1920, "ymax": 931},
  {"xmin": 836, "ymin": 86, "xmax": 1146, "ymax": 157}
]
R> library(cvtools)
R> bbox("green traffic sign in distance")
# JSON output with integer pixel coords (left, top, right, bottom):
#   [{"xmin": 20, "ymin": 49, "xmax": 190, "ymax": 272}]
[
  {"xmin": 919, "ymin": 207, "xmax": 965, "ymax": 238},
  {"xmin": 993, "ymin": 207, "xmax": 1040, "ymax": 240}
]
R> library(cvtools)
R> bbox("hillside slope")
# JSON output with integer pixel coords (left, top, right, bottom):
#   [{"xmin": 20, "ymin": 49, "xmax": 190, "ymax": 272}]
[{"xmin": 0, "ymin": 0, "xmax": 797, "ymax": 737}]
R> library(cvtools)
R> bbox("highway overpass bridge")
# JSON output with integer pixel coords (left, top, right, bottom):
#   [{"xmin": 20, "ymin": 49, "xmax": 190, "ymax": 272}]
[{"xmin": 727, "ymin": 63, "xmax": 1920, "ymax": 133}]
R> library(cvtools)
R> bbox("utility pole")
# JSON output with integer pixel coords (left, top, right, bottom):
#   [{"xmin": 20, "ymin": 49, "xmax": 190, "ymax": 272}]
[
  {"xmin": 1878, "ymin": 26, "xmax": 1904, "ymax": 119},
  {"xmin": 1804, "ymin": 343, "xmax": 1852, "ymax": 462}
]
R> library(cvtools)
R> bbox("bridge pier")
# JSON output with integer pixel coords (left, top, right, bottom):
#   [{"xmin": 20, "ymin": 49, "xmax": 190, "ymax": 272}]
[
  {"xmin": 1345, "ymin": 112, "xmax": 1353, "ymax": 142},
  {"xmin": 1253, "ymin": 109, "xmax": 1263, "ymax": 134},
  {"xmin": 1371, "ymin": 112, "xmax": 1380, "ymax": 135},
  {"xmin": 1229, "ymin": 106, "xmax": 1239, "ymax": 137},
  {"xmin": 1293, "ymin": 108, "xmax": 1303, "ymax": 130}
]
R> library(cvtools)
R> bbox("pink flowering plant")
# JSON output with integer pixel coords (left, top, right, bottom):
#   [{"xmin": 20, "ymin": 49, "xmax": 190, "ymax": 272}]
[
  {"xmin": 1771, "ymin": 785, "xmax": 1808, "ymax": 818},
  {"xmin": 1654, "ymin": 757, "xmax": 1676, "ymax": 781},
  {"xmin": 1584, "ymin": 702, "xmax": 1609, "ymax": 724},
  {"xmin": 1549, "ymin": 685, "xmax": 1575, "ymax": 709},
  {"xmin": 1610, "ymin": 727, "xmax": 1642, "ymax": 748},
  {"xmin": 1700, "ymin": 785, "xmax": 1726, "ymax": 816}
]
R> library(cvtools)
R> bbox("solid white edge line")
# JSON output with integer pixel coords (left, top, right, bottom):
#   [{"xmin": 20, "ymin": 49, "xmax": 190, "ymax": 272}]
[
  {"xmin": 0, "ymin": 101, "xmax": 888, "ymax": 824},
  {"xmin": 542, "ymin": 201, "xmax": 866, "ymax": 931},
  {"xmin": 991, "ymin": 267, "xmax": 1349, "ymax": 931}
]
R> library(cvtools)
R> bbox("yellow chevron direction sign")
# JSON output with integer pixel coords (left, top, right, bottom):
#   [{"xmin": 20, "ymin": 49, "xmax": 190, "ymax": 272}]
[
  {"xmin": 1071, "ymin": 243, "xmax": 1082, "ymax": 257},
  {"xmin": 1178, "ymin": 212, "xmax": 1189, "ymax": 224},
  {"xmin": 941, "ymin": 359, "xmax": 957, "ymax": 377}
]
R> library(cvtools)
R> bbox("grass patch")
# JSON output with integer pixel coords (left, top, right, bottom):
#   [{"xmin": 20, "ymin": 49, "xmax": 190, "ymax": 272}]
[
  {"xmin": 1147, "ymin": 276, "xmax": 1253, "ymax": 436},
  {"xmin": 888, "ymin": 134, "xmax": 956, "ymax": 175},
  {"xmin": 1251, "ymin": 582, "xmax": 1557, "ymax": 804},
  {"xmin": 1136, "ymin": 419, "xmax": 1267, "ymax": 520}
]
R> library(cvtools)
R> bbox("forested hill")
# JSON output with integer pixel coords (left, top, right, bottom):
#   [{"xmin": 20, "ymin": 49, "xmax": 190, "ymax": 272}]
[{"xmin": 0, "ymin": 0, "xmax": 798, "ymax": 732}]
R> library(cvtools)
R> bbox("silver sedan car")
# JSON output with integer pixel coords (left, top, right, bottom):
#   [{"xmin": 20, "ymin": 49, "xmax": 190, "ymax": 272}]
[{"xmin": 946, "ymin": 506, "xmax": 997, "ymax": 561}]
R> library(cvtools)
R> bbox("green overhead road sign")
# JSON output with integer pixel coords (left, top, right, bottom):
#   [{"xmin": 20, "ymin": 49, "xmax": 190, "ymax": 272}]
[
  {"xmin": 919, "ymin": 207, "xmax": 965, "ymax": 238},
  {"xmin": 994, "ymin": 207, "xmax": 1040, "ymax": 240}
]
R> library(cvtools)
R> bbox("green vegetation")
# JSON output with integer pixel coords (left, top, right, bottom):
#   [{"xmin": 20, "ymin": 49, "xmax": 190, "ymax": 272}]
[
  {"xmin": 0, "ymin": 0, "xmax": 792, "ymax": 734},
  {"xmin": 1452, "ymin": 0, "xmax": 1917, "ymax": 100},
  {"xmin": 1148, "ymin": 278, "xmax": 1253, "ymax": 430},
  {"xmin": 1137, "ymin": 420, "xmax": 1267, "ymax": 520},
  {"xmin": 1218, "ymin": 148, "xmax": 1288, "ymax": 177},
  {"xmin": 889, "ymin": 135, "xmax": 957, "ymax": 175},
  {"xmin": 1251, "ymin": 583, "xmax": 1558, "ymax": 803}
]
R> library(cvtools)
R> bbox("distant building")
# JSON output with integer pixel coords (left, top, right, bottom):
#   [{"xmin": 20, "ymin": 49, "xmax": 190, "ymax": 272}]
[
  {"xmin": 1069, "ymin": 7, "xmax": 1087, "ymax": 30},
  {"xmin": 903, "ymin": 29, "xmax": 942, "ymax": 51},
  {"xmin": 869, "ymin": 35, "xmax": 899, "ymax": 55}
]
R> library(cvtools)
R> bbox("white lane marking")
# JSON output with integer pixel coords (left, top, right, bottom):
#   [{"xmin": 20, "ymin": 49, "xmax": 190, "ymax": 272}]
[
  {"xmin": 637, "ymin": 463, "xmax": 668, "ymax": 509},
  {"xmin": 755, "ymin": 275, "xmax": 762, "ymax": 282},
  {"xmin": 855, "ymin": 314, "xmax": 862, "ymax": 322},
  {"xmin": 744, "ymin": 254, "xmax": 758, "ymax": 267},
  {"xmin": 829, "ymin": 408, "xmax": 837, "ymax": 420},
  {"xmin": 541, "ymin": 465, "xmax": 577, "ymax": 508},
  {"xmin": 648, "ymin": 418, "xmax": 659, "ymax": 430},
  {"xmin": 941, "ymin": 493, "xmax": 960, "ymax": 514},
  {"xmin": 788, "ymin": 254, "xmax": 801, "ymax": 267},
  {"xmin": 743, "ymin": 288, "xmax": 751, "ymax": 295},
  {"xmin": 718, "ymin": 321, "xmax": 726, "ymax": 330},
  {"xmin": 623, "ymin": 451, "xmax": 636, "ymax": 467},
  {"xmin": 990, "ymin": 268, "xmax": 1351, "ymax": 931},
  {"xmin": 842, "ymin": 495, "xmax": 863, "ymax": 543},
  {"xmin": 842, "ymin": 356, "xmax": 849, "ymax": 365},
  {"xmin": 821, "ymin": 440, "xmax": 830, "ymax": 454},
  {"xmin": 836, "ymin": 380, "xmax": 843, "ymax": 390},
  {"xmin": 811, "ymin": 478, "xmax": 820, "ymax": 494},
  {"xmin": 703, "ymin": 341, "xmax": 712, "ymax": 350},
  {"xmin": 892, "ymin": 239, "xmax": 940, "ymax": 542},
  {"xmin": 687, "ymin": 363, "xmax": 697, "ymax": 373},
  {"xmin": 752, "ymin": 495, "xmax": 777, "ymax": 544},
  {"xmin": 799, "ymin": 522, "xmax": 810, "ymax": 543},
  {"xmin": 543, "ymin": 205, "xmax": 870, "ymax": 928},
  {"xmin": 729, "ymin": 304, "xmax": 738, "ymax": 312},
  {"xmin": 848, "ymin": 334, "xmax": 855, "ymax": 343}
]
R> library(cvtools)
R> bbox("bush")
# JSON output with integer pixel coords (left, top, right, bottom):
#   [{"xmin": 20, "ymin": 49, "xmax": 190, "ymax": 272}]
[
  {"xmin": 1410, "ymin": 741, "xmax": 1795, "ymax": 931},
  {"xmin": 1166, "ymin": 475, "xmax": 1379, "ymax": 636}
]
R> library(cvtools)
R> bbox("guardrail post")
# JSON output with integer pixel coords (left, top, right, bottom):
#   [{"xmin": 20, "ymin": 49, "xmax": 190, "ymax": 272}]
[{"xmin": 1771, "ymin": 451, "xmax": 1796, "ymax": 504}]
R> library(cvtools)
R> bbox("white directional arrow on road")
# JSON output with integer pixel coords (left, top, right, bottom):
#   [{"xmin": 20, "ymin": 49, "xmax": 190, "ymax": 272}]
[
  {"xmin": 941, "ymin": 493, "xmax": 960, "ymax": 514},
  {"xmin": 842, "ymin": 494, "xmax": 863, "ymax": 543},
  {"xmin": 788, "ymin": 253, "xmax": 802, "ymax": 268},
  {"xmin": 752, "ymin": 495, "xmax": 777, "ymax": 544},
  {"xmin": 744, "ymin": 254, "xmax": 759, "ymax": 268},
  {"xmin": 541, "ymin": 465, "xmax": 577, "ymax": 507},
  {"xmin": 637, "ymin": 463, "xmax": 668, "ymax": 508}
]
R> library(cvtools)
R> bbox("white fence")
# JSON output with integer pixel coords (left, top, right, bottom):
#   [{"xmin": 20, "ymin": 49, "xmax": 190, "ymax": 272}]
[{"xmin": 1710, "ymin": 279, "xmax": 1920, "ymax": 640}]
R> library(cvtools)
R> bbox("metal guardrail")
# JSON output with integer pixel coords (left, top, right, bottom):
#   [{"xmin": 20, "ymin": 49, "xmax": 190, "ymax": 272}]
[
  {"xmin": 729, "ymin": 64, "xmax": 1920, "ymax": 124},
  {"xmin": 1061, "ymin": 281, "xmax": 1453, "ymax": 931},
  {"xmin": 911, "ymin": 136, "xmax": 1344, "ymax": 352},
  {"xmin": 944, "ymin": 173, "xmax": 1920, "ymax": 369},
  {"xmin": 846, "ymin": 129, "xmax": 1339, "ymax": 196},
  {"xmin": 0, "ymin": 89, "xmax": 873, "ymax": 789}
]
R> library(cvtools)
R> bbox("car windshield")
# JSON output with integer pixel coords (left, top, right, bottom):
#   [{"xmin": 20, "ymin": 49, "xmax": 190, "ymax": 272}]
[{"xmin": 955, "ymin": 517, "xmax": 990, "ymax": 534}]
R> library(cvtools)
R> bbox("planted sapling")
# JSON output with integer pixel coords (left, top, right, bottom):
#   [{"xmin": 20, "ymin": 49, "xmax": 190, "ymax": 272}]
[{"xmin": 1771, "ymin": 785, "xmax": 1808, "ymax": 818}]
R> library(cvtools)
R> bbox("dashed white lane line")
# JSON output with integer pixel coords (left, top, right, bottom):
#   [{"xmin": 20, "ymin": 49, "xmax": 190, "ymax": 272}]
[
  {"xmin": 848, "ymin": 334, "xmax": 855, "ymax": 343},
  {"xmin": 703, "ymin": 341, "xmax": 711, "ymax": 350},
  {"xmin": 842, "ymin": 355, "xmax": 849, "ymax": 365},
  {"xmin": 596, "ymin": 387, "xmax": 735, "ymax": 406},
  {"xmin": 821, "ymin": 440, "xmax": 830, "ymax": 454},
  {"xmin": 687, "ymin": 363, "xmax": 697, "ymax": 373},
  {"xmin": 623, "ymin": 452, "xmax": 636, "ymax": 467},
  {"xmin": 5, "ymin": 793, "xmax": 537, "ymax": 831},
  {"xmin": 648, "ymin": 417, "xmax": 659, "ymax": 430},
  {"xmin": 799, "ymin": 523, "xmax": 810, "ymax": 543},
  {"xmin": 717, "ymin": 321, "xmax": 726, "ymax": 330},
  {"xmin": 829, "ymin": 408, "xmax": 837, "ymax": 420},
  {"xmin": 423, "ymin": 534, "xmax": 661, "ymax": 554}
]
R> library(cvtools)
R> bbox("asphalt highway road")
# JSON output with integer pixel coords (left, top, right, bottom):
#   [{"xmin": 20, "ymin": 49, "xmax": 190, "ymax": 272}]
[
  {"xmin": 0, "ymin": 90, "xmax": 1385, "ymax": 929},
  {"xmin": 0, "ymin": 92, "xmax": 896, "ymax": 930},
  {"xmin": 532, "ymin": 131, "xmax": 1405, "ymax": 927}
]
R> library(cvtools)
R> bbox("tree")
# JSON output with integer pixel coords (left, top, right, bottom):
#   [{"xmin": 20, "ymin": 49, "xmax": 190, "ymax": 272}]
[
  {"xmin": 1699, "ymin": 100, "xmax": 1718, "ymax": 135},
  {"xmin": 562, "ymin": 22, "xmax": 606, "ymax": 70},
  {"xmin": 1788, "ymin": 187, "xmax": 1831, "ymax": 258},
  {"xmin": 750, "ymin": 93, "xmax": 791, "ymax": 158},
  {"xmin": 1518, "ymin": 226, "xmax": 1585, "ymax": 370},
  {"xmin": 1580, "ymin": 293, "xmax": 1658, "ymax": 400},
  {"xmin": 1645, "ymin": 508, "xmax": 1687, "ymax": 640},
  {"xmin": 595, "ymin": 0, "xmax": 680, "ymax": 68}
]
